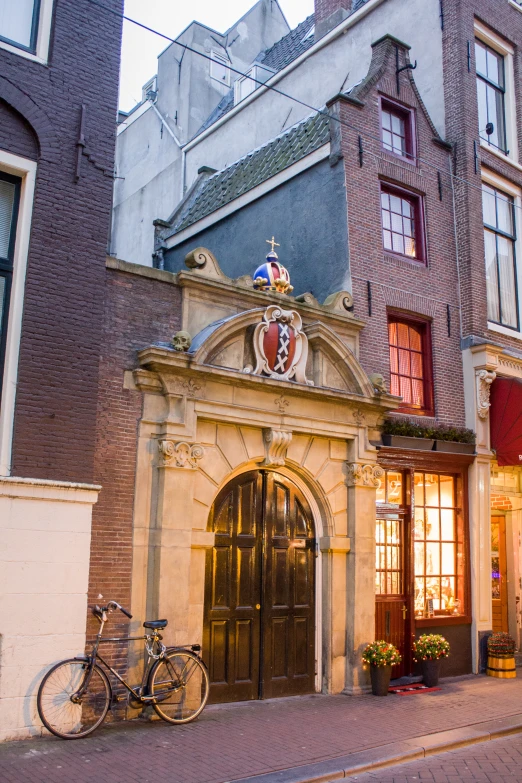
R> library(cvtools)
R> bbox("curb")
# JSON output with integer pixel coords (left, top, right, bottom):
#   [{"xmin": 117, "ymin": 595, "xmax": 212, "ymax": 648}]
[{"xmin": 228, "ymin": 713, "xmax": 522, "ymax": 783}]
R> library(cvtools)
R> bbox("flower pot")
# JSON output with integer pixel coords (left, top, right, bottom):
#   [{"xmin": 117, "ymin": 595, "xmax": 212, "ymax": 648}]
[
  {"xmin": 370, "ymin": 665, "xmax": 392, "ymax": 696},
  {"xmin": 421, "ymin": 658, "xmax": 442, "ymax": 687},
  {"xmin": 487, "ymin": 655, "xmax": 517, "ymax": 679},
  {"xmin": 381, "ymin": 435, "xmax": 435, "ymax": 451},
  {"xmin": 432, "ymin": 440, "xmax": 475, "ymax": 454}
]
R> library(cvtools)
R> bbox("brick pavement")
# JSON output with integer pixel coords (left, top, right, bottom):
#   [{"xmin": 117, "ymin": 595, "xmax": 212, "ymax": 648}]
[
  {"xmin": 1, "ymin": 676, "xmax": 522, "ymax": 783},
  {"xmin": 351, "ymin": 734, "xmax": 522, "ymax": 782}
]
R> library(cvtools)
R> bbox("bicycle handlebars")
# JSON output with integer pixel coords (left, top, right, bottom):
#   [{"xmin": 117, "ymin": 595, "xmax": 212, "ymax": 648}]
[{"xmin": 93, "ymin": 600, "xmax": 133, "ymax": 621}]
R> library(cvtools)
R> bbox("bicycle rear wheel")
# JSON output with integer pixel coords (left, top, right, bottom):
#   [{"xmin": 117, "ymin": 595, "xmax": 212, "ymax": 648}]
[
  {"xmin": 37, "ymin": 659, "xmax": 110, "ymax": 739},
  {"xmin": 150, "ymin": 650, "xmax": 209, "ymax": 724}
]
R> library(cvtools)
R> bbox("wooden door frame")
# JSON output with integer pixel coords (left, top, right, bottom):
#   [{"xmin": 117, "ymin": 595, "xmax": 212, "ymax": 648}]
[{"xmin": 375, "ymin": 506, "xmax": 413, "ymax": 676}]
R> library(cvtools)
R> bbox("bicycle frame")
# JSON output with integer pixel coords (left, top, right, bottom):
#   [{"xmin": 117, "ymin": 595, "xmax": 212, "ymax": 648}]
[{"xmin": 74, "ymin": 612, "xmax": 205, "ymax": 705}]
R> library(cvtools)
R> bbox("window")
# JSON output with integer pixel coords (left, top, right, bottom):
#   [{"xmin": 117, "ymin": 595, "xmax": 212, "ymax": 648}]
[
  {"xmin": 388, "ymin": 315, "xmax": 433, "ymax": 415},
  {"xmin": 476, "ymin": 39, "xmax": 507, "ymax": 153},
  {"xmin": 380, "ymin": 99, "xmax": 414, "ymax": 160},
  {"xmin": 0, "ymin": 172, "xmax": 21, "ymax": 403},
  {"xmin": 381, "ymin": 185, "xmax": 424, "ymax": 262},
  {"xmin": 210, "ymin": 51, "xmax": 230, "ymax": 86},
  {"xmin": 413, "ymin": 473, "xmax": 464, "ymax": 618},
  {"xmin": 234, "ymin": 69, "xmax": 256, "ymax": 105},
  {"xmin": 0, "ymin": 0, "xmax": 40, "ymax": 53},
  {"xmin": 482, "ymin": 183, "xmax": 518, "ymax": 330}
]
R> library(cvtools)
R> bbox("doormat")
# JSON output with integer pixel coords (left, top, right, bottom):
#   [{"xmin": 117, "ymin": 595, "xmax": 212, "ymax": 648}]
[{"xmin": 388, "ymin": 684, "xmax": 441, "ymax": 695}]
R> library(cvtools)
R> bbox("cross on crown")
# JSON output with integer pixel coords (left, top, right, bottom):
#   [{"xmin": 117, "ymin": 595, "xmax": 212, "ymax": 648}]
[{"xmin": 266, "ymin": 236, "xmax": 280, "ymax": 254}]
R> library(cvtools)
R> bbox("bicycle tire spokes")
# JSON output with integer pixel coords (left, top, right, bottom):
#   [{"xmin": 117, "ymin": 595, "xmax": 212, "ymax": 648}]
[
  {"xmin": 37, "ymin": 661, "xmax": 110, "ymax": 739},
  {"xmin": 150, "ymin": 651, "xmax": 209, "ymax": 724}
]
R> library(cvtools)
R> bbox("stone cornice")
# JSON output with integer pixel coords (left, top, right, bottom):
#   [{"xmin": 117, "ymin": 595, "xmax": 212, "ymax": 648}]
[{"xmin": 135, "ymin": 346, "xmax": 398, "ymax": 413}]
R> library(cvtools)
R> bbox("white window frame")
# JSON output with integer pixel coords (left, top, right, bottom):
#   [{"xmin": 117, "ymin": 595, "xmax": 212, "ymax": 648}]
[
  {"xmin": 0, "ymin": 0, "xmax": 53, "ymax": 64},
  {"xmin": 475, "ymin": 20, "xmax": 518, "ymax": 165},
  {"xmin": 210, "ymin": 50, "xmax": 230, "ymax": 87},
  {"xmin": 0, "ymin": 150, "xmax": 36, "ymax": 476},
  {"xmin": 482, "ymin": 167, "xmax": 522, "ymax": 340},
  {"xmin": 234, "ymin": 67, "xmax": 256, "ymax": 105}
]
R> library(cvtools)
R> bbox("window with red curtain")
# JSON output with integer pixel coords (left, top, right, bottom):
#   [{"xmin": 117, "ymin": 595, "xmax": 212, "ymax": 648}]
[{"xmin": 388, "ymin": 316, "xmax": 433, "ymax": 415}]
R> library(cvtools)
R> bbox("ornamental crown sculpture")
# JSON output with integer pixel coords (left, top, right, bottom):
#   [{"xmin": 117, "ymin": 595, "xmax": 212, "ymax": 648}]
[{"xmin": 253, "ymin": 237, "xmax": 293, "ymax": 295}]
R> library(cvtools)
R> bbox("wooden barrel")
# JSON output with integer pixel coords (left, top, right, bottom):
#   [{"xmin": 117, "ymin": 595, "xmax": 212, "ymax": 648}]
[{"xmin": 487, "ymin": 655, "xmax": 517, "ymax": 678}]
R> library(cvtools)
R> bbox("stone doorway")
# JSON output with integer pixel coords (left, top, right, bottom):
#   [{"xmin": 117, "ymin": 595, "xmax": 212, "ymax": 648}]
[{"xmin": 203, "ymin": 470, "xmax": 316, "ymax": 703}]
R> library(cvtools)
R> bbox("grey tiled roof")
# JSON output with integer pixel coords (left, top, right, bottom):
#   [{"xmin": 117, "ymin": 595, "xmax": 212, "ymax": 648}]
[
  {"xmin": 168, "ymin": 111, "xmax": 329, "ymax": 237},
  {"xmin": 196, "ymin": 90, "xmax": 235, "ymax": 135},
  {"xmin": 258, "ymin": 15, "xmax": 315, "ymax": 71}
]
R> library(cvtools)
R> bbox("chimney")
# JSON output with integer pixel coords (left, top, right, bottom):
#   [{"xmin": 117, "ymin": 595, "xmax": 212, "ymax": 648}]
[{"xmin": 315, "ymin": 0, "xmax": 352, "ymax": 39}]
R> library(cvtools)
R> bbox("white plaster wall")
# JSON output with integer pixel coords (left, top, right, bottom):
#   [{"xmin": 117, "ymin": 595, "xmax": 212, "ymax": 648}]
[
  {"xmin": 0, "ymin": 478, "xmax": 99, "ymax": 741},
  {"xmin": 184, "ymin": 0, "xmax": 445, "ymax": 187}
]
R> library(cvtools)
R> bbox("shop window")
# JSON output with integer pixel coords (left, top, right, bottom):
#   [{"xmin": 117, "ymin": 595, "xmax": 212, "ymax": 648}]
[
  {"xmin": 413, "ymin": 473, "xmax": 465, "ymax": 618},
  {"xmin": 380, "ymin": 98, "xmax": 415, "ymax": 160},
  {"xmin": 475, "ymin": 39, "xmax": 507, "ymax": 154},
  {"xmin": 482, "ymin": 183, "xmax": 519, "ymax": 330},
  {"xmin": 381, "ymin": 185, "xmax": 425, "ymax": 262},
  {"xmin": 388, "ymin": 315, "xmax": 434, "ymax": 415},
  {"xmin": 0, "ymin": 171, "xmax": 21, "ymax": 403},
  {"xmin": 0, "ymin": 0, "xmax": 40, "ymax": 53}
]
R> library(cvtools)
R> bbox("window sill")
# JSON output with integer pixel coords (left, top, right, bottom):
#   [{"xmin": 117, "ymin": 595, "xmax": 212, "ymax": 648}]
[
  {"xmin": 480, "ymin": 141, "xmax": 522, "ymax": 172},
  {"xmin": 415, "ymin": 615, "xmax": 471, "ymax": 627},
  {"xmin": 487, "ymin": 321, "xmax": 521, "ymax": 340},
  {"xmin": 383, "ymin": 251, "xmax": 425, "ymax": 267},
  {"xmin": 0, "ymin": 38, "xmax": 47, "ymax": 64}
]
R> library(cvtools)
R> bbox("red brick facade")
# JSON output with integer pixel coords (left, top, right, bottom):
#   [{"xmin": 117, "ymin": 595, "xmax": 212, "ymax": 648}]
[
  {"xmin": 0, "ymin": 1, "xmax": 123, "ymax": 483},
  {"xmin": 442, "ymin": 0, "xmax": 522, "ymax": 351},
  {"xmin": 87, "ymin": 264, "xmax": 182, "ymax": 654},
  {"xmin": 329, "ymin": 35, "xmax": 466, "ymax": 426},
  {"xmin": 315, "ymin": 0, "xmax": 351, "ymax": 26}
]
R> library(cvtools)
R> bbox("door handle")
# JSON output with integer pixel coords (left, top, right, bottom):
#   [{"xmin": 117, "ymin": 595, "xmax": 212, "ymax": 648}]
[
  {"xmin": 402, "ymin": 604, "xmax": 408, "ymax": 620},
  {"xmin": 255, "ymin": 604, "xmax": 261, "ymax": 610}
]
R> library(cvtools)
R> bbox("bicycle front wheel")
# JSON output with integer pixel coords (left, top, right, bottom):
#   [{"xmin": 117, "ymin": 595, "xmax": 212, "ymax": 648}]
[
  {"xmin": 37, "ymin": 659, "xmax": 111, "ymax": 739},
  {"xmin": 150, "ymin": 650, "xmax": 209, "ymax": 724}
]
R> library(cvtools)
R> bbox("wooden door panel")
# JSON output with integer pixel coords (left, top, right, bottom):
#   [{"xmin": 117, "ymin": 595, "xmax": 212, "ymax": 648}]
[
  {"xmin": 263, "ymin": 472, "xmax": 315, "ymax": 698},
  {"xmin": 235, "ymin": 620, "xmax": 253, "ymax": 681},
  {"xmin": 375, "ymin": 512, "xmax": 409, "ymax": 678},
  {"xmin": 209, "ymin": 620, "xmax": 228, "ymax": 684},
  {"xmin": 205, "ymin": 470, "xmax": 316, "ymax": 703},
  {"xmin": 491, "ymin": 516, "xmax": 508, "ymax": 633}
]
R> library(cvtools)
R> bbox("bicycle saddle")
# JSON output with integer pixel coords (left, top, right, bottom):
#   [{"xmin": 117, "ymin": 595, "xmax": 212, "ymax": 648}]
[{"xmin": 143, "ymin": 619, "xmax": 168, "ymax": 630}]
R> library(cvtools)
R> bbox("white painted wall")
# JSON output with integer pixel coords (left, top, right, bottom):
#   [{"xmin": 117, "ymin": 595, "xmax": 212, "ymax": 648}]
[
  {"xmin": 112, "ymin": 0, "xmax": 289, "ymax": 266},
  {"xmin": 184, "ymin": 0, "xmax": 445, "ymax": 187},
  {"xmin": 0, "ymin": 478, "xmax": 100, "ymax": 741}
]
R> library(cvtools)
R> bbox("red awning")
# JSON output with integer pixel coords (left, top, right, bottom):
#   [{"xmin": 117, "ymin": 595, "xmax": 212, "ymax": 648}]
[{"xmin": 490, "ymin": 377, "xmax": 522, "ymax": 467}]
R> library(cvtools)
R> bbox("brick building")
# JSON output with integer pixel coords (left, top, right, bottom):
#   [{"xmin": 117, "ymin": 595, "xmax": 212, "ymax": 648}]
[
  {"xmin": 0, "ymin": 1, "xmax": 123, "ymax": 740},
  {"xmin": 99, "ymin": 0, "xmax": 522, "ymax": 714}
]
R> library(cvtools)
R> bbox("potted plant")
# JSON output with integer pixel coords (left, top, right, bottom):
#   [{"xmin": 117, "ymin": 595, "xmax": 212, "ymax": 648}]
[
  {"xmin": 487, "ymin": 632, "xmax": 517, "ymax": 679},
  {"xmin": 432, "ymin": 424, "xmax": 475, "ymax": 454},
  {"xmin": 381, "ymin": 419, "xmax": 435, "ymax": 451},
  {"xmin": 413, "ymin": 634, "xmax": 450, "ymax": 687},
  {"xmin": 362, "ymin": 640, "xmax": 402, "ymax": 696}
]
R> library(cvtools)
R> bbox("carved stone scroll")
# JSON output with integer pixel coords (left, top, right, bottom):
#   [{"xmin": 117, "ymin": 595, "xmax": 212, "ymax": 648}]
[
  {"xmin": 261, "ymin": 429, "xmax": 293, "ymax": 467},
  {"xmin": 158, "ymin": 440, "xmax": 204, "ymax": 468},
  {"xmin": 347, "ymin": 463, "xmax": 384, "ymax": 487},
  {"xmin": 476, "ymin": 370, "xmax": 496, "ymax": 419}
]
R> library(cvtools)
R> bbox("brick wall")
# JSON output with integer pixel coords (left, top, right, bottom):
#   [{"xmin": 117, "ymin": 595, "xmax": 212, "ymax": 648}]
[
  {"xmin": 314, "ymin": 0, "xmax": 351, "ymax": 26},
  {"xmin": 0, "ymin": 1, "xmax": 123, "ymax": 483},
  {"xmin": 442, "ymin": 0, "xmax": 522, "ymax": 351},
  {"xmin": 86, "ymin": 264, "xmax": 182, "ymax": 674},
  {"xmin": 331, "ymin": 35, "xmax": 466, "ymax": 425},
  {"xmin": 491, "ymin": 493, "xmax": 513, "ymax": 511}
]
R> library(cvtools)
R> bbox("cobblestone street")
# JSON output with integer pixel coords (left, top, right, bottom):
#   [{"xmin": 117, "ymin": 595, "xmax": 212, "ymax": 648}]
[
  {"xmin": 1, "ymin": 676, "xmax": 522, "ymax": 783},
  {"xmin": 351, "ymin": 734, "xmax": 522, "ymax": 782}
]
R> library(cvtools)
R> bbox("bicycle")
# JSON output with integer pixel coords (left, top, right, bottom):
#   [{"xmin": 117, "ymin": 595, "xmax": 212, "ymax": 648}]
[{"xmin": 37, "ymin": 600, "xmax": 209, "ymax": 739}]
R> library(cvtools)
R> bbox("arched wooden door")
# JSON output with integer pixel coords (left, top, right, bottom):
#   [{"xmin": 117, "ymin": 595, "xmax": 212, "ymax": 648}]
[{"xmin": 203, "ymin": 470, "xmax": 316, "ymax": 703}]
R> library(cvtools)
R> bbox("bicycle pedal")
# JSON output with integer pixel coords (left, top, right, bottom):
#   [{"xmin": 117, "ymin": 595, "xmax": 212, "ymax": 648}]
[{"xmin": 112, "ymin": 694, "xmax": 127, "ymax": 703}]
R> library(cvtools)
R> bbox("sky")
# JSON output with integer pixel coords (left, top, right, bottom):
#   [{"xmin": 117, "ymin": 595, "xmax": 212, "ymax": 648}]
[{"xmin": 119, "ymin": 0, "xmax": 314, "ymax": 111}]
